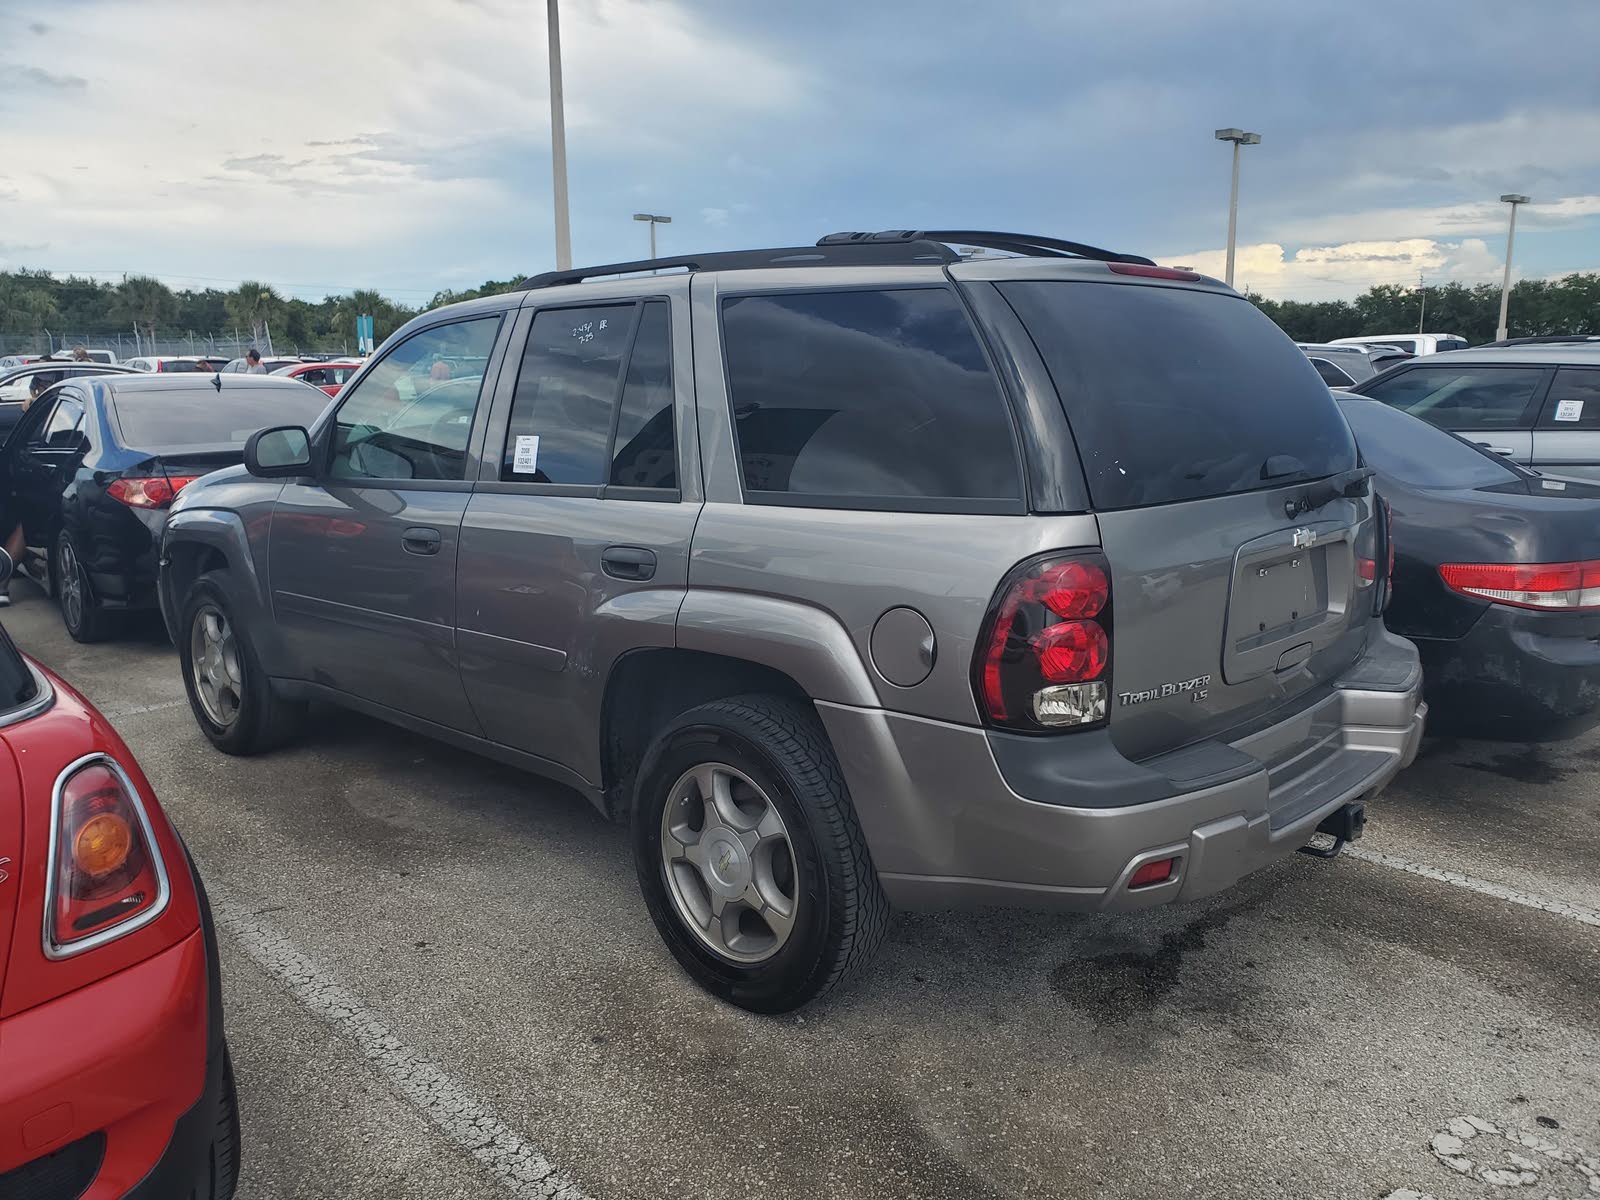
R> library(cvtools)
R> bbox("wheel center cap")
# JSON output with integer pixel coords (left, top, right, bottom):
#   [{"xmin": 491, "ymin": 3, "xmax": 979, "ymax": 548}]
[{"xmin": 704, "ymin": 833, "xmax": 749, "ymax": 894}]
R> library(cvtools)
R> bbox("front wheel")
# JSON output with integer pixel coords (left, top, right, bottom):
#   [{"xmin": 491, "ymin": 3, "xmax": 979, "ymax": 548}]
[
  {"xmin": 632, "ymin": 694, "xmax": 890, "ymax": 1013},
  {"xmin": 55, "ymin": 532, "xmax": 119, "ymax": 643},
  {"xmin": 179, "ymin": 572, "xmax": 304, "ymax": 755}
]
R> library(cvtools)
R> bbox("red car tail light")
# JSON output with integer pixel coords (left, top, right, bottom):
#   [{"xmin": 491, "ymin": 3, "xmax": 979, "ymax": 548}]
[
  {"xmin": 975, "ymin": 552, "xmax": 1112, "ymax": 732},
  {"xmin": 107, "ymin": 475, "xmax": 201, "ymax": 509},
  {"xmin": 1438, "ymin": 560, "xmax": 1600, "ymax": 611},
  {"xmin": 46, "ymin": 755, "xmax": 170, "ymax": 957}
]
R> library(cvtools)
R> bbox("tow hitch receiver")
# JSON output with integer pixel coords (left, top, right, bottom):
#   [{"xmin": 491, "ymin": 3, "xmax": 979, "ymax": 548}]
[{"xmin": 1298, "ymin": 801, "xmax": 1367, "ymax": 859}]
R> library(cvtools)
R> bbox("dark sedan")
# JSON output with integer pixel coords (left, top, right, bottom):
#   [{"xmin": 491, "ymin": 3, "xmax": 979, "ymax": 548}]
[
  {"xmin": 1, "ymin": 374, "xmax": 328, "ymax": 642},
  {"xmin": 1339, "ymin": 396, "xmax": 1600, "ymax": 738}
]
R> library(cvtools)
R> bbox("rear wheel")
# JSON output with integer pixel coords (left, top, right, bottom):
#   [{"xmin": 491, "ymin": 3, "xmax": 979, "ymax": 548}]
[
  {"xmin": 632, "ymin": 694, "xmax": 890, "ymax": 1012},
  {"xmin": 54, "ymin": 532, "xmax": 119, "ymax": 643},
  {"xmin": 179, "ymin": 572, "xmax": 304, "ymax": 754}
]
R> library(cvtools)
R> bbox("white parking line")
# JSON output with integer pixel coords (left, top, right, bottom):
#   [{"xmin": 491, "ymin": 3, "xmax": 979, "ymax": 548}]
[
  {"xmin": 214, "ymin": 899, "xmax": 591, "ymax": 1200},
  {"xmin": 1348, "ymin": 846, "xmax": 1600, "ymax": 930},
  {"xmin": 100, "ymin": 698, "xmax": 187, "ymax": 719}
]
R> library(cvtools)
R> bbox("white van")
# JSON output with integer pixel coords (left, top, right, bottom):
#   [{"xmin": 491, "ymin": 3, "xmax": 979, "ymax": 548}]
[{"xmin": 1331, "ymin": 333, "xmax": 1468, "ymax": 355}]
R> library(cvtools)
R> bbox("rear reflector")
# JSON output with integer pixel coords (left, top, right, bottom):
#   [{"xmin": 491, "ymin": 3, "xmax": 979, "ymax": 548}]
[
  {"xmin": 1129, "ymin": 858, "xmax": 1177, "ymax": 888},
  {"xmin": 1438, "ymin": 560, "xmax": 1600, "ymax": 611},
  {"xmin": 1108, "ymin": 263, "xmax": 1203, "ymax": 282}
]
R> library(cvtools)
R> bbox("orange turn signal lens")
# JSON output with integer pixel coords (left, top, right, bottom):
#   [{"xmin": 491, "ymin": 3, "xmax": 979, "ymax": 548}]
[{"xmin": 73, "ymin": 812, "xmax": 133, "ymax": 878}]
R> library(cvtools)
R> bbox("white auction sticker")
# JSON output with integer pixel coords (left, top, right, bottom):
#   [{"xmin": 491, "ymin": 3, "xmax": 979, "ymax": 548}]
[
  {"xmin": 1554, "ymin": 399, "xmax": 1584, "ymax": 422},
  {"xmin": 512, "ymin": 434, "xmax": 540, "ymax": 473}
]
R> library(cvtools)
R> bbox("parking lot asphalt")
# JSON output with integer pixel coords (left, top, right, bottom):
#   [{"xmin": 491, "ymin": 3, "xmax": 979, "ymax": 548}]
[{"xmin": 5, "ymin": 581, "xmax": 1598, "ymax": 1200}]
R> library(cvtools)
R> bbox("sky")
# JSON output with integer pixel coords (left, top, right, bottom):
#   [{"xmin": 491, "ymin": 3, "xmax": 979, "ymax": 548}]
[{"xmin": 0, "ymin": 0, "xmax": 1596, "ymax": 307}]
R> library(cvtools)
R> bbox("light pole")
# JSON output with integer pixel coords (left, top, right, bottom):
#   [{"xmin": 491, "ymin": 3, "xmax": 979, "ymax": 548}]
[
  {"xmin": 547, "ymin": 0, "xmax": 571, "ymax": 271},
  {"xmin": 633, "ymin": 213, "xmax": 671, "ymax": 261},
  {"xmin": 1214, "ymin": 128, "xmax": 1261, "ymax": 288},
  {"xmin": 1496, "ymin": 194, "xmax": 1530, "ymax": 342}
]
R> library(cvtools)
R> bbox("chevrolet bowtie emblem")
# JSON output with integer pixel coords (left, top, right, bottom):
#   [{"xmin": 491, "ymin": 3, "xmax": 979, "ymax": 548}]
[{"xmin": 1292, "ymin": 527, "xmax": 1317, "ymax": 549}]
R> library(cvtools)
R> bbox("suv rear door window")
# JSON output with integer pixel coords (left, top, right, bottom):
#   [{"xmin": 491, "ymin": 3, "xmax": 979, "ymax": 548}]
[
  {"xmin": 999, "ymin": 281, "xmax": 1356, "ymax": 509},
  {"xmin": 719, "ymin": 288, "xmax": 1021, "ymax": 508},
  {"xmin": 1536, "ymin": 367, "xmax": 1600, "ymax": 429},
  {"xmin": 1361, "ymin": 365, "xmax": 1546, "ymax": 430},
  {"xmin": 502, "ymin": 300, "xmax": 677, "ymax": 490}
]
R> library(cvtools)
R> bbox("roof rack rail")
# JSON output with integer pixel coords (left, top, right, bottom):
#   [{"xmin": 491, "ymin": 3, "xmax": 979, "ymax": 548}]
[
  {"xmin": 1480, "ymin": 334, "xmax": 1600, "ymax": 348},
  {"xmin": 517, "ymin": 239, "xmax": 958, "ymax": 290},
  {"xmin": 817, "ymin": 229, "xmax": 1155, "ymax": 266}
]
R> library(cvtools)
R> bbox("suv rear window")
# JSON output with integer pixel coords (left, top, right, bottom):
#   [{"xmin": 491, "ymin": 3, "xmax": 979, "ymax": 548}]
[
  {"xmin": 1000, "ymin": 281, "xmax": 1357, "ymax": 510},
  {"xmin": 720, "ymin": 288, "xmax": 1022, "ymax": 509}
]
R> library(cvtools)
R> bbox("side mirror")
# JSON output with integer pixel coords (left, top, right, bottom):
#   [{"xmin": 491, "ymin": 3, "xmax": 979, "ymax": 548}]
[{"xmin": 244, "ymin": 426, "xmax": 313, "ymax": 478}]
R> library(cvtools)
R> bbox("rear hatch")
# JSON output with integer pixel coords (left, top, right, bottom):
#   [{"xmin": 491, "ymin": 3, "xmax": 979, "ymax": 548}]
[{"xmin": 997, "ymin": 275, "xmax": 1371, "ymax": 761}]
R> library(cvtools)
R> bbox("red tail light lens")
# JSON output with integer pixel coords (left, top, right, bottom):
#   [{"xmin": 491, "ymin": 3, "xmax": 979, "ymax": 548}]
[
  {"xmin": 47, "ymin": 756, "xmax": 170, "ymax": 957},
  {"xmin": 1108, "ymin": 263, "xmax": 1203, "ymax": 282},
  {"xmin": 1438, "ymin": 560, "xmax": 1600, "ymax": 611},
  {"xmin": 976, "ymin": 552, "xmax": 1112, "ymax": 732},
  {"xmin": 107, "ymin": 475, "xmax": 201, "ymax": 509}
]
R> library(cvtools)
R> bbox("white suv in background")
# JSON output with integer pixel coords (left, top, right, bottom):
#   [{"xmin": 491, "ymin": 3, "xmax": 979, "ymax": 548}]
[{"xmin": 1331, "ymin": 333, "xmax": 1468, "ymax": 356}]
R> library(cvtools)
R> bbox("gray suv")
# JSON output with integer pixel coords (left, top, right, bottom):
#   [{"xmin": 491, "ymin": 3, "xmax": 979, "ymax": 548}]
[
  {"xmin": 158, "ymin": 230, "xmax": 1426, "ymax": 1011},
  {"xmin": 1349, "ymin": 343, "xmax": 1600, "ymax": 478}
]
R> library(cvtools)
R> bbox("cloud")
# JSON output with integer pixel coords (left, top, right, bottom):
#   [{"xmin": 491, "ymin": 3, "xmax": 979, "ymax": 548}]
[
  {"xmin": 27, "ymin": 21, "xmax": 48, "ymax": 34},
  {"xmin": 1, "ymin": 65, "xmax": 87, "ymax": 90},
  {"xmin": 1268, "ymin": 193, "xmax": 1600, "ymax": 247},
  {"xmin": 1160, "ymin": 238, "xmax": 1507, "ymax": 300},
  {"xmin": 701, "ymin": 207, "xmax": 729, "ymax": 227}
]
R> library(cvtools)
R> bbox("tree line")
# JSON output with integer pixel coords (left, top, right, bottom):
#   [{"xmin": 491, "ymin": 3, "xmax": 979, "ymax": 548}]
[
  {"xmin": 1248, "ymin": 272, "xmax": 1599, "ymax": 344},
  {"xmin": 0, "ymin": 265, "xmax": 1594, "ymax": 353}
]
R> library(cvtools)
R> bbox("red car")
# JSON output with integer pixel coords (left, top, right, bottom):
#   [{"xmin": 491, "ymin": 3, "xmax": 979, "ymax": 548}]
[
  {"xmin": 0, "ymin": 557, "xmax": 239, "ymax": 1199},
  {"xmin": 270, "ymin": 360, "xmax": 362, "ymax": 397}
]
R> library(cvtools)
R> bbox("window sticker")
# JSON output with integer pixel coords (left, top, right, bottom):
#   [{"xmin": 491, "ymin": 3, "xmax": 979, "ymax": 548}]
[
  {"xmin": 512, "ymin": 434, "xmax": 540, "ymax": 474},
  {"xmin": 1555, "ymin": 399, "xmax": 1584, "ymax": 422}
]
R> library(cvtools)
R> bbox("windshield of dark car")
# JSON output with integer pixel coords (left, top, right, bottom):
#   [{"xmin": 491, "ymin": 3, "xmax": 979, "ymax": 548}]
[
  {"xmin": 110, "ymin": 384, "xmax": 329, "ymax": 451},
  {"xmin": 1338, "ymin": 398, "xmax": 1525, "ymax": 489}
]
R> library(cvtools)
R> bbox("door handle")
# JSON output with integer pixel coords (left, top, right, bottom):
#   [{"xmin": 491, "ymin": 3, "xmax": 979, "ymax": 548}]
[
  {"xmin": 601, "ymin": 545, "xmax": 656, "ymax": 581},
  {"xmin": 401, "ymin": 526, "xmax": 442, "ymax": 555},
  {"xmin": 1476, "ymin": 442, "xmax": 1515, "ymax": 456}
]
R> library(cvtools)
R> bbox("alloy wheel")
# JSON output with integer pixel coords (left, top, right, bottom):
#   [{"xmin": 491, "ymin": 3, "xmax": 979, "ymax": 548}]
[
  {"xmin": 660, "ymin": 762, "xmax": 800, "ymax": 964},
  {"xmin": 190, "ymin": 605, "xmax": 244, "ymax": 728},
  {"xmin": 57, "ymin": 540, "xmax": 84, "ymax": 630}
]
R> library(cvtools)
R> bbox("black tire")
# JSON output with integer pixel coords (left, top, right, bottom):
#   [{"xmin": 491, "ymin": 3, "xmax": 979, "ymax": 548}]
[
  {"xmin": 208, "ymin": 1045, "xmax": 242, "ymax": 1200},
  {"xmin": 179, "ymin": 571, "xmax": 305, "ymax": 755},
  {"xmin": 632, "ymin": 694, "xmax": 890, "ymax": 1013},
  {"xmin": 54, "ymin": 531, "xmax": 120, "ymax": 643}
]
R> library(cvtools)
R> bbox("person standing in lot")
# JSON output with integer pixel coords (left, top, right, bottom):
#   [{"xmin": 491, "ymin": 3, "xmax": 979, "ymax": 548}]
[
  {"xmin": 71, "ymin": 345, "xmax": 91, "ymax": 361},
  {"xmin": 0, "ymin": 374, "xmax": 53, "ymax": 606},
  {"xmin": 245, "ymin": 348, "xmax": 267, "ymax": 373}
]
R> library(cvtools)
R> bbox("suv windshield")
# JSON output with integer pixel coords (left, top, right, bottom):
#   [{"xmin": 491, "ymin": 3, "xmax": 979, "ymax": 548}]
[
  {"xmin": 0, "ymin": 625, "xmax": 36, "ymax": 710},
  {"xmin": 1337, "ymin": 398, "xmax": 1523, "ymax": 489},
  {"xmin": 1000, "ymin": 281, "xmax": 1357, "ymax": 509}
]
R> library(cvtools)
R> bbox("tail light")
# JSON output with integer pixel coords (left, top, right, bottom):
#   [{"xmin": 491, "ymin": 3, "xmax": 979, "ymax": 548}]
[
  {"xmin": 1108, "ymin": 263, "xmax": 1203, "ymax": 282},
  {"xmin": 46, "ymin": 755, "xmax": 170, "ymax": 958},
  {"xmin": 107, "ymin": 475, "xmax": 201, "ymax": 509},
  {"xmin": 974, "ymin": 552, "xmax": 1112, "ymax": 732},
  {"xmin": 1438, "ymin": 560, "xmax": 1600, "ymax": 611}
]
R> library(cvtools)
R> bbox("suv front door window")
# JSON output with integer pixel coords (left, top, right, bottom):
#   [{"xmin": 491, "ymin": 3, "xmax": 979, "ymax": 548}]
[{"xmin": 268, "ymin": 314, "xmax": 505, "ymax": 730}]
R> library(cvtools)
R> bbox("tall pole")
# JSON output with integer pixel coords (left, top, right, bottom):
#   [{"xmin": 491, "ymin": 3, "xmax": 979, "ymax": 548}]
[
  {"xmin": 1225, "ymin": 140, "xmax": 1241, "ymax": 289},
  {"xmin": 1417, "ymin": 272, "xmax": 1426, "ymax": 334},
  {"xmin": 1214, "ymin": 129, "xmax": 1259, "ymax": 289},
  {"xmin": 547, "ymin": 0, "xmax": 572, "ymax": 271},
  {"xmin": 649, "ymin": 220, "xmax": 657, "ymax": 261},
  {"xmin": 1496, "ymin": 194, "xmax": 1529, "ymax": 343}
]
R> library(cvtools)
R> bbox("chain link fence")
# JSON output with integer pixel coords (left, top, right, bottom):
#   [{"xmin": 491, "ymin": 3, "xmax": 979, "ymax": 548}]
[{"xmin": 0, "ymin": 330, "xmax": 356, "ymax": 360}]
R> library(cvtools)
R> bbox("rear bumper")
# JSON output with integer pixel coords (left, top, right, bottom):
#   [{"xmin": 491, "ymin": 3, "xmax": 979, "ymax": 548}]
[
  {"xmin": 821, "ymin": 626, "xmax": 1425, "ymax": 912},
  {"xmin": 0, "ymin": 932, "xmax": 208, "ymax": 1198},
  {"xmin": 1417, "ymin": 604, "xmax": 1600, "ymax": 738}
]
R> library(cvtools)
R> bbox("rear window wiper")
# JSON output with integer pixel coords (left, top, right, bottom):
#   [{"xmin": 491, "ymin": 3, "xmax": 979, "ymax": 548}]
[{"xmin": 1282, "ymin": 467, "xmax": 1374, "ymax": 519}]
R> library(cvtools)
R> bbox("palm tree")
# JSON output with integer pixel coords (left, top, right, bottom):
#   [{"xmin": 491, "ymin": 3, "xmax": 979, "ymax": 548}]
[
  {"xmin": 224, "ymin": 280, "xmax": 285, "ymax": 351},
  {"xmin": 113, "ymin": 275, "xmax": 176, "ymax": 345}
]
